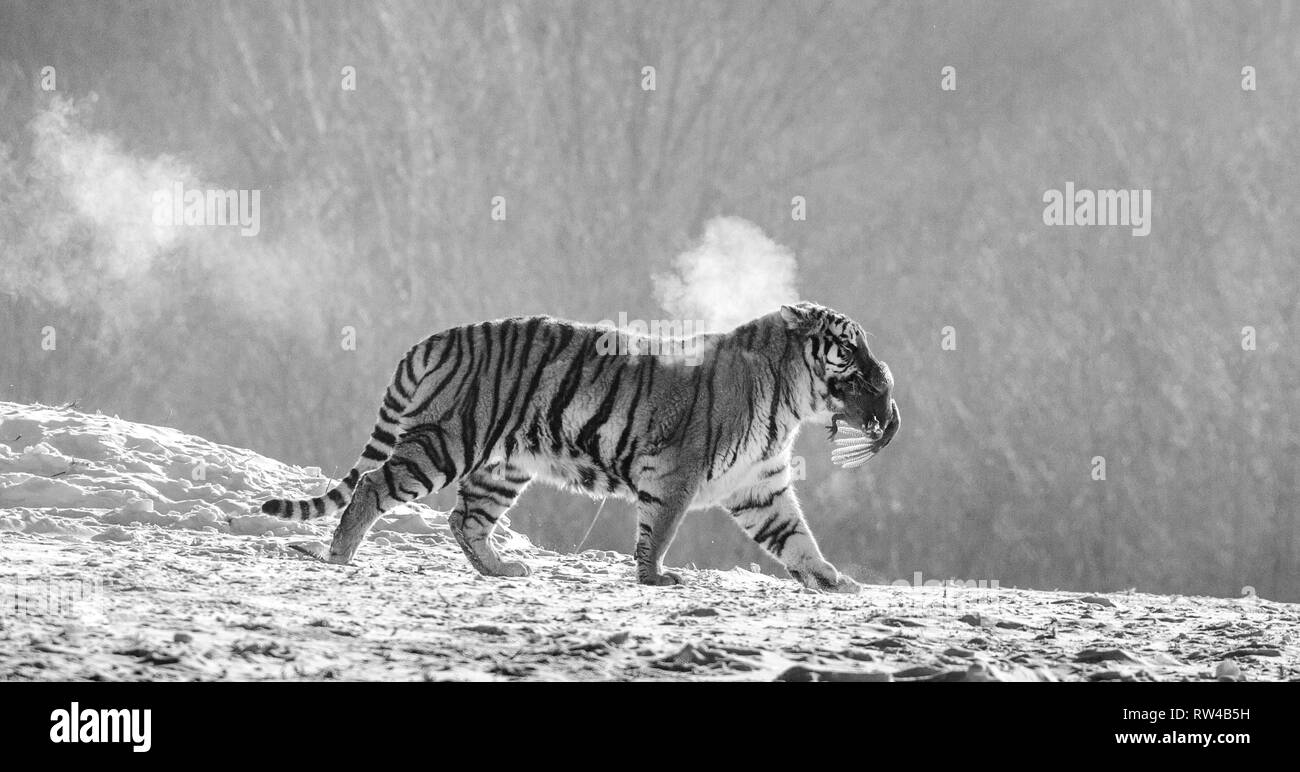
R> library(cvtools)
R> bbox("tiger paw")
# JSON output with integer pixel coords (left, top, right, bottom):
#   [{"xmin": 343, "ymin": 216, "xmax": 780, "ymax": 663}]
[
  {"xmin": 826, "ymin": 574, "xmax": 862, "ymax": 594},
  {"xmin": 497, "ymin": 560, "xmax": 533, "ymax": 578},
  {"xmin": 638, "ymin": 570, "xmax": 685, "ymax": 587},
  {"xmin": 288, "ymin": 541, "xmax": 329, "ymax": 561},
  {"xmin": 789, "ymin": 562, "xmax": 856, "ymax": 593}
]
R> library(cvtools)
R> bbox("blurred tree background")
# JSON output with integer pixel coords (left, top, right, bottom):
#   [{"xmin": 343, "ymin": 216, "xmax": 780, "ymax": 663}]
[{"xmin": 1, "ymin": 0, "xmax": 1295, "ymax": 599}]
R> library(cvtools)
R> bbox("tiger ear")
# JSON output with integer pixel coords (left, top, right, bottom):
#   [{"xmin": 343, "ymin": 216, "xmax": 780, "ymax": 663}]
[{"xmin": 779, "ymin": 302, "xmax": 824, "ymax": 332}]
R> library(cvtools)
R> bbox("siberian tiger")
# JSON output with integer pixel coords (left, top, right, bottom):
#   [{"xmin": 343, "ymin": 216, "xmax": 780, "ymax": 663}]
[{"xmin": 262, "ymin": 302, "xmax": 900, "ymax": 592}]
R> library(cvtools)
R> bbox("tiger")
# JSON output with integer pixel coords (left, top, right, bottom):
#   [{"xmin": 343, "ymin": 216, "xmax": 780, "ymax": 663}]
[{"xmin": 262, "ymin": 301, "xmax": 900, "ymax": 592}]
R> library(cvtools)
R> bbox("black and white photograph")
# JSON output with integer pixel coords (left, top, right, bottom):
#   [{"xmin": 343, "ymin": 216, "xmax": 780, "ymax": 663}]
[{"xmin": 0, "ymin": 0, "xmax": 1294, "ymax": 754}]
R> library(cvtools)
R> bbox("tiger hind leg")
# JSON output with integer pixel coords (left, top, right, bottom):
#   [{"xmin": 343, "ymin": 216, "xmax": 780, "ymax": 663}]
[
  {"xmin": 449, "ymin": 461, "xmax": 533, "ymax": 578},
  {"xmin": 327, "ymin": 442, "xmax": 450, "ymax": 564}
]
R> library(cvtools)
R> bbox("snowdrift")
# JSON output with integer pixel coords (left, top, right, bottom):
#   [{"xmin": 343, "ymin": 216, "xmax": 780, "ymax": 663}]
[{"xmin": 1, "ymin": 401, "xmax": 1295, "ymax": 681}]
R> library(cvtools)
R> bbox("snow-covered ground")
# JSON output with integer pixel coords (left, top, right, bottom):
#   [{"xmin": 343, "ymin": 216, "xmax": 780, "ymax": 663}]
[{"xmin": 1, "ymin": 401, "xmax": 1296, "ymax": 681}]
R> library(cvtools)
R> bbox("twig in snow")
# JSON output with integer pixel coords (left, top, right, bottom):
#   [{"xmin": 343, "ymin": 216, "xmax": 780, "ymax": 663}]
[{"xmin": 575, "ymin": 497, "xmax": 608, "ymax": 553}]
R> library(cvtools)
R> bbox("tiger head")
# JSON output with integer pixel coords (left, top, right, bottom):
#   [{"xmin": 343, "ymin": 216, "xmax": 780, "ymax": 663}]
[{"xmin": 780, "ymin": 301, "xmax": 895, "ymax": 442}]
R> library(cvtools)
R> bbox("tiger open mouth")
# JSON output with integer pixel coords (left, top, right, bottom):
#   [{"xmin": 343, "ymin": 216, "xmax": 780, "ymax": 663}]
[
  {"xmin": 826, "ymin": 412, "xmax": 883, "ymax": 441},
  {"xmin": 827, "ymin": 403, "xmax": 899, "ymax": 469}
]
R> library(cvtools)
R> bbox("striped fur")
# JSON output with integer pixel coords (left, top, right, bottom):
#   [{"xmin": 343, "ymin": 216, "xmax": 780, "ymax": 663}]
[{"xmin": 262, "ymin": 301, "xmax": 899, "ymax": 590}]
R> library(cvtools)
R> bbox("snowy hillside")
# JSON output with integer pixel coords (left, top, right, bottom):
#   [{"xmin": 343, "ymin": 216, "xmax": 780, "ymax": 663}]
[{"xmin": 1, "ymin": 401, "xmax": 1296, "ymax": 681}]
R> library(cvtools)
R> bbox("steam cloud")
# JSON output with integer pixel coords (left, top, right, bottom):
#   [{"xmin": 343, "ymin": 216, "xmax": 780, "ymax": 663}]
[
  {"xmin": 0, "ymin": 97, "xmax": 322, "ymax": 334},
  {"xmin": 0, "ymin": 97, "xmax": 189, "ymax": 308},
  {"xmin": 654, "ymin": 216, "xmax": 800, "ymax": 332}
]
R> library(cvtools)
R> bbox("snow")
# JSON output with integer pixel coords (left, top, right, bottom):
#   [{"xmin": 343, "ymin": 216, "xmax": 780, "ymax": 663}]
[{"xmin": 1, "ymin": 400, "xmax": 1297, "ymax": 682}]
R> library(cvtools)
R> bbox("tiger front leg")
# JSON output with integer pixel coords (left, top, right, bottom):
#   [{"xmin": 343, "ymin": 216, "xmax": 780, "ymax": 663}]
[
  {"xmin": 724, "ymin": 474, "xmax": 861, "ymax": 594},
  {"xmin": 632, "ymin": 472, "xmax": 697, "ymax": 587}
]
